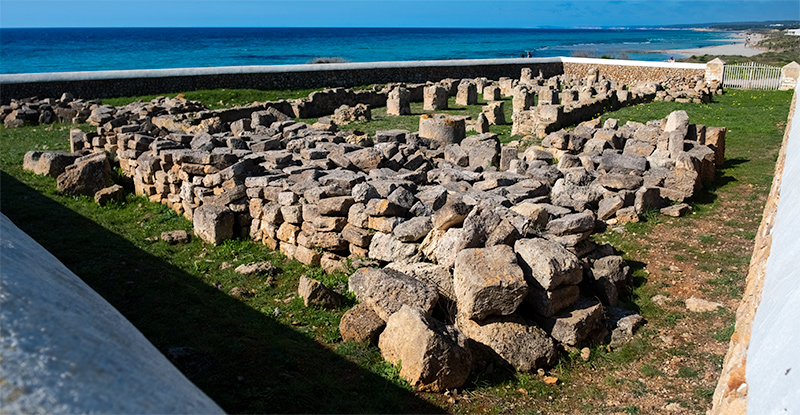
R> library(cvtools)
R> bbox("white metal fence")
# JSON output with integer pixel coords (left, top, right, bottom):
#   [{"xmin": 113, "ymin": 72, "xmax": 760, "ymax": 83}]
[{"xmin": 723, "ymin": 62, "xmax": 782, "ymax": 90}]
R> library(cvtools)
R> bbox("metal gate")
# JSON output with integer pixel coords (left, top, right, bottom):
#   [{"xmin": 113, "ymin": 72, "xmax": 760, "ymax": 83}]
[{"xmin": 723, "ymin": 62, "xmax": 782, "ymax": 90}]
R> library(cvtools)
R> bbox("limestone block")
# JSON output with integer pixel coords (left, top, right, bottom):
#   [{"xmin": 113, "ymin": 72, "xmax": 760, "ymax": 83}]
[
  {"xmin": 393, "ymin": 216, "xmax": 433, "ymax": 242},
  {"xmin": 386, "ymin": 261, "xmax": 455, "ymax": 302},
  {"xmin": 483, "ymin": 101, "xmax": 506, "ymax": 125},
  {"xmin": 94, "ymin": 184, "xmax": 126, "ymax": 206},
  {"xmin": 379, "ymin": 305, "xmax": 472, "ymax": 392},
  {"xmin": 23, "ymin": 151, "xmax": 79, "ymax": 178},
  {"xmin": 342, "ymin": 224, "xmax": 373, "ymax": 247},
  {"xmin": 483, "ymin": 85, "xmax": 501, "ymax": 101},
  {"xmin": 368, "ymin": 232, "xmax": 419, "ymax": 263},
  {"xmin": 387, "ymin": 86, "xmax": 411, "ymax": 116},
  {"xmin": 539, "ymin": 297, "xmax": 606, "ymax": 346},
  {"xmin": 456, "ymin": 81, "xmax": 478, "ymax": 106},
  {"xmin": 453, "ymin": 245, "xmax": 528, "ymax": 320},
  {"xmin": 527, "ymin": 284, "xmax": 580, "ymax": 317},
  {"xmin": 339, "ymin": 303, "xmax": 385, "ymax": 343},
  {"xmin": 56, "ymin": 153, "xmax": 111, "ymax": 196},
  {"xmin": 595, "ymin": 173, "xmax": 643, "ymax": 191},
  {"xmin": 276, "ymin": 222, "xmax": 300, "ymax": 244},
  {"xmin": 298, "ymin": 275, "xmax": 341, "ymax": 307},
  {"xmin": 590, "ymin": 255, "xmax": 631, "ymax": 306},
  {"xmin": 432, "ymin": 202, "xmax": 471, "ymax": 230},
  {"xmin": 546, "ymin": 211, "xmax": 595, "ymax": 236},
  {"xmin": 423, "ymin": 85, "xmax": 448, "ymax": 111},
  {"xmin": 456, "ymin": 314, "xmax": 557, "ymax": 372},
  {"xmin": 348, "ymin": 267, "xmax": 438, "ymax": 321},
  {"xmin": 514, "ymin": 238, "xmax": 582, "ymax": 291},
  {"xmin": 705, "ymin": 126, "xmax": 726, "ymax": 167},
  {"xmin": 461, "ymin": 133, "xmax": 500, "ymax": 169},
  {"xmin": 193, "ymin": 205, "xmax": 234, "ymax": 246},
  {"xmin": 419, "ymin": 114, "xmax": 465, "ymax": 145}
]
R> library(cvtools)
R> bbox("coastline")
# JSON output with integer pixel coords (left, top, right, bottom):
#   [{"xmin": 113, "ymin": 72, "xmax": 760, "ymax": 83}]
[{"xmin": 662, "ymin": 31, "xmax": 765, "ymax": 58}]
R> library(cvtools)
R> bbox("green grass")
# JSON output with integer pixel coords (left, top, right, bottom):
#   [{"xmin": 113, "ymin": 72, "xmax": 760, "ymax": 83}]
[
  {"xmin": 102, "ymin": 87, "xmax": 324, "ymax": 110},
  {"xmin": 640, "ymin": 364, "xmax": 664, "ymax": 378}
]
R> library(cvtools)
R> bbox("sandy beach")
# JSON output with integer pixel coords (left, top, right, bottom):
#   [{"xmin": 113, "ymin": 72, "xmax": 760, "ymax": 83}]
[{"xmin": 663, "ymin": 31, "xmax": 765, "ymax": 58}]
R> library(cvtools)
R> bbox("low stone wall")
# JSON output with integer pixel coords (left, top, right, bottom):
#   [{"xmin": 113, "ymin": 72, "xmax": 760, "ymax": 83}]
[
  {"xmin": 0, "ymin": 58, "xmax": 705, "ymax": 104},
  {"xmin": 562, "ymin": 58, "xmax": 706, "ymax": 87},
  {"xmin": 710, "ymin": 81, "xmax": 800, "ymax": 414},
  {"xmin": 0, "ymin": 213, "xmax": 224, "ymax": 414},
  {"xmin": 0, "ymin": 59, "xmax": 563, "ymax": 103}
]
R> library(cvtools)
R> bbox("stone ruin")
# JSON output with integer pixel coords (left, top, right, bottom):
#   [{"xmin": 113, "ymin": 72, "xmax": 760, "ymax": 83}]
[
  {"xmin": 509, "ymin": 68, "xmax": 722, "ymax": 138},
  {"xmin": 19, "ymin": 67, "xmax": 727, "ymax": 392}
]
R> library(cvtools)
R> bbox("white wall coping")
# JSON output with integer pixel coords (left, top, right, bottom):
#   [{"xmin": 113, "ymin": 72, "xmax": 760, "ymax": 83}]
[
  {"xmin": 0, "ymin": 213, "xmax": 225, "ymax": 414},
  {"xmin": 0, "ymin": 57, "xmax": 706, "ymax": 84}
]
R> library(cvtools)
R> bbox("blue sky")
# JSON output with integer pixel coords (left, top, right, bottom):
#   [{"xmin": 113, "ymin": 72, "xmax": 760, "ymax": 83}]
[{"xmin": 1, "ymin": 0, "xmax": 798, "ymax": 28}]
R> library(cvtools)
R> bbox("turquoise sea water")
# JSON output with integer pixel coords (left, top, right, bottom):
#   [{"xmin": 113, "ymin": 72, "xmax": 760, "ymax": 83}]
[{"xmin": 0, "ymin": 27, "xmax": 733, "ymax": 74}]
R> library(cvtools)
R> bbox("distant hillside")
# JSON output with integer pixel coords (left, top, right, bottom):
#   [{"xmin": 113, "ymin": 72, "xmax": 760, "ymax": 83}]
[{"xmin": 663, "ymin": 20, "xmax": 800, "ymax": 31}]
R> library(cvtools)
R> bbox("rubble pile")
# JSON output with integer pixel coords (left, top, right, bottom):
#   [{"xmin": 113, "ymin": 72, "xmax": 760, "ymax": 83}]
[{"xmin": 20, "ymin": 66, "xmax": 726, "ymax": 391}]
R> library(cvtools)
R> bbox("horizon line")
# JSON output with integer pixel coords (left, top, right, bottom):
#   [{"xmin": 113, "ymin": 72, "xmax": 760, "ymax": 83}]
[{"xmin": 0, "ymin": 25, "xmax": 744, "ymax": 30}]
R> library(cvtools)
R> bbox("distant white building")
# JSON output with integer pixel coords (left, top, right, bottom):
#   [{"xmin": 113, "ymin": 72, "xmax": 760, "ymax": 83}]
[{"xmin": 787, "ymin": 29, "xmax": 800, "ymax": 36}]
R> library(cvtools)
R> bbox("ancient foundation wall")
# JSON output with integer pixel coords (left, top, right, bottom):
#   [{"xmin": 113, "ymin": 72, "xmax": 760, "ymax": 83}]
[
  {"xmin": 0, "ymin": 58, "xmax": 705, "ymax": 104},
  {"xmin": 711, "ymin": 83, "xmax": 799, "ymax": 414},
  {"xmin": 0, "ymin": 213, "xmax": 225, "ymax": 414}
]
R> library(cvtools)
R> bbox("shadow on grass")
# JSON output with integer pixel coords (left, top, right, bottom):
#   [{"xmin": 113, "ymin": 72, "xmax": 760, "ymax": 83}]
[{"xmin": 0, "ymin": 170, "xmax": 444, "ymax": 414}]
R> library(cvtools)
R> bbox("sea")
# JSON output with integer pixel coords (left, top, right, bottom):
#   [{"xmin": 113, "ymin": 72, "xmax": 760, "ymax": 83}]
[{"xmin": 0, "ymin": 27, "xmax": 734, "ymax": 74}]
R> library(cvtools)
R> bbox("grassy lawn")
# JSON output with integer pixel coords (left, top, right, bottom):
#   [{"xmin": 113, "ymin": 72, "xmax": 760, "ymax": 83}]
[
  {"xmin": 102, "ymin": 87, "xmax": 325, "ymax": 110},
  {"xmin": 0, "ymin": 86, "xmax": 793, "ymax": 414}
]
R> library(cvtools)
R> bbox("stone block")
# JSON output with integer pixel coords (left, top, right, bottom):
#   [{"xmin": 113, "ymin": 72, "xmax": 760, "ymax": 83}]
[
  {"xmin": 419, "ymin": 114, "xmax": 465, "ymax": 145},
  {"xmin": 423, "ymin": 85, "xmax": 448, "ymax": 111},
  {"xmin": 456, "ymin": 314, "xmax": 557, "ymax": 372},
  {"xmin": 385, "ymin": 261, "xmax": 455, "ymax": 302},
  {"xmin": 298, "ymin": 275, "xmax": 341, "ymax": 307},
  {"xmin": 393, "ymin": 216, "xmax": 432, "ymax": 242},
  {"xmin": 483, "ymin": 85, "xmax": 501, "ymax": 101},
  {"xmin": 23, "ymin": 151, "xmax": 79, "ymax": 178},
  {"xmin": 482, "ymin": 101, "xmax": 505, "ymax": 125},
  {"xmin": 348, "ymin": 267, "xmax": 438, "ymax": 321},
  {"xmin": 340, "ymin": 303, "xmax": 385, "ymax": 344},
  {"xmin": 461, "ymin": 133, "xmax": 500, "ymax": 169},
  {"xmin": 455, "ymin": 81, "xmax": 477, "ymax": 106},
  {"xmin": 193, "ymin": 205, "xmax": 234, "ymax": 245},
  {"xmin": 379, "ymin": 305, "xmax": 471, "ymax": 392},
  {"xmin": 514, "ymin": 238, "xmax": 582, "ymax": 291},
  {"xmin": 368, "ymin": 232, "xmax": 419, "ymax": 263},
  {"xmin": 94, "ymin": 184, "xmax": 126, "ymax": 206},
  {"xmin": 538, "ymin": 297, "xmax": 606, "ymax": 346},
  {"xmin": 56, "ymin": 153, "xmax": 111, "ymax": 196},
  {"xmin": 387, "ymin": 86, "xmax": 411, "ymax": 116},
  {"xmin": 526, "ymin": 284, "xmax": 580, "ymax": 317},
  {"xmin": 705, "ymin": 126, "xmax": 726, "ymax": 167},
  {"xmin": 453, "ymin": 245, "xmax": 528, "ymax": 320}
]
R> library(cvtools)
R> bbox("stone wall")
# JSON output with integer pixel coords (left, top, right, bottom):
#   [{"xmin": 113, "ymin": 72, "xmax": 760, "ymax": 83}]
[
  {"xmin": 0, "ymin": 59, "xmax": 564, "ymax": 104},
  {"xmin": 0, "ymin": 58, "xmax": 705, "ymax": 104},
  {"xmin": 562, "ymin": 59, "xmax": 706, "ymax": 87}
]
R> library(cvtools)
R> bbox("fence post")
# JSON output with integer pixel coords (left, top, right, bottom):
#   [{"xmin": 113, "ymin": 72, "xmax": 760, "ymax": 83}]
[
  {"xmin": 706, "ymin": 58, "xmax": 725, "ymax": 84},
  {"xmin": 780, "ymin": 61, "xmax": 800, "ymax": 91}
]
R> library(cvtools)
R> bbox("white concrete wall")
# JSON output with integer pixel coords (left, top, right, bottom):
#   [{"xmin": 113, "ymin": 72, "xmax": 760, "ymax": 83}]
[
  {"xmin": 746, "ymin": 83, "xmax": 800, "ymax": 412},
  {"xmin": 0, "ymin": 213, "xmax": 225, "ymax": 414}
]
